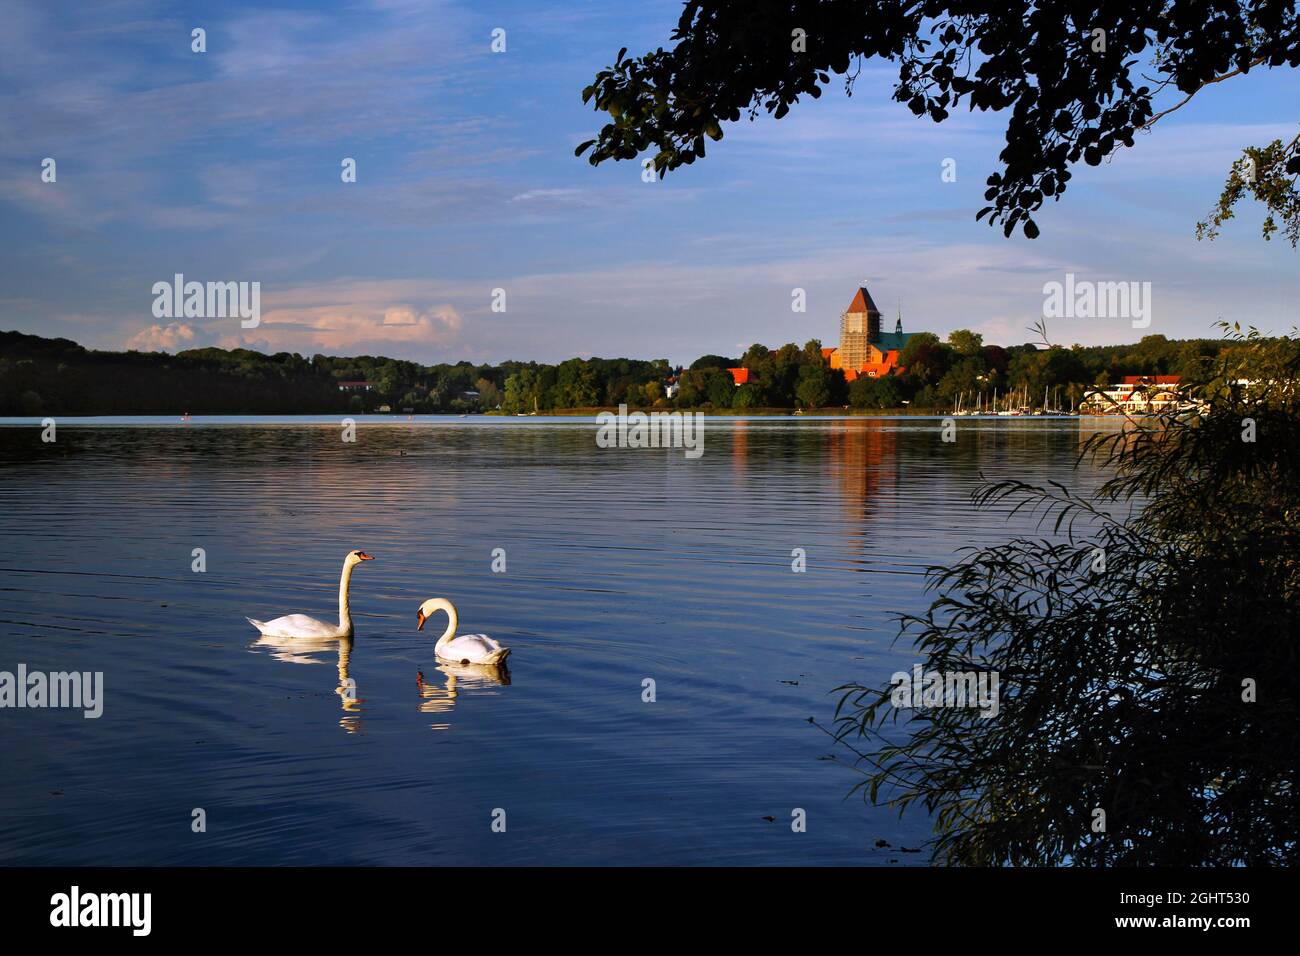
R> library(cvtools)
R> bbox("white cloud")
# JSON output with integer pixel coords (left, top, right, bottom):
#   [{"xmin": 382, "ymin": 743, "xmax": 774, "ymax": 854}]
[
  {"xmin": 222, "ymin": 284, "xmax": 466, "ymax": 355},
  {"xmin": 124, "ymin": 322, "xmax": 211, "ymax": 352}
]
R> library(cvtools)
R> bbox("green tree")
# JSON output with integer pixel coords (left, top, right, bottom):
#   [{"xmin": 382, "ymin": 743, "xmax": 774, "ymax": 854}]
[
  {"xmin": 899, "ymin": 332, "xmax": 941, "ymax": 368},
  {"xmin": 795, "ymin": 365, "xmax": 832, "ymax": 409},
  {"xmin": 947, "ymin": 330, "xmax": 984, "ymax": 357},
  {"xmin": 936, "ymin": 355, "xmax": 987, "ymax": 405},
  {"xmin": 732, "ymin": 383, "xmax": 760, "ymax": 409},
  {"xmin": 1176, "ymin": 340, "xmax": 1218, "ymax": 383},
  {"xmin": 474, "ymin": 377, "xmax": 503, "ymax": 410},
  {"xmin": 1037, "ymin": 346, "xmax": 1088, "ymax": 391},
  {"xmin": 833, "ymin": 328, "xmax": 1300, "ymax": 864},
  {"xmin": 690, "ymin": 354, "xmax": 735, "ymax": 370},
  {"xmin": 673, "ymin": 369, "xmax": 706, "ymax": 406},
  {"xmin": 706, "ymin": 372, "xmax": 736, "ymax": 408},
  {"xmin": 848, "ymin": 375, "xmax": 901, "ymax": 409},
  {"xmin": 899, "ymin": 332, "xmax": 948, "ymax": 387},
  {"xmin": 503, "ymin": 368, "xmax": 538, "ymax": 413}
]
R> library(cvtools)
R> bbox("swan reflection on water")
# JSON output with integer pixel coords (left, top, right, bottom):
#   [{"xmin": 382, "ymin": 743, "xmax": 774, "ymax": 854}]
[
  {"xmin": 416, "ymin": 662, "xmax": 511, "ymax": 730},
  {"xmin": 248, "ymin": 630, "xmax": 514, "ymax": 733},
  {"xmin": 250, "ymin": 633, "xmax": 365, "ymax": 733}
]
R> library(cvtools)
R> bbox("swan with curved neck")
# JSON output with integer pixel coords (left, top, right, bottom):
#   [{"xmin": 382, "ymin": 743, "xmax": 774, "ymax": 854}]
[
  {"xmin": 247, "ymin": 550, "xmax": 374, "ymax": 639},
  {"xmin": 417, "ymin": 597, "xmax": 510, "ymax": 666}
]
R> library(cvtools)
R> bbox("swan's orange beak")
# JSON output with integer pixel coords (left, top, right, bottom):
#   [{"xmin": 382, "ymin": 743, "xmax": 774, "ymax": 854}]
[
  {"xmin": 416, "ymin": 609, "xmax": 426, "ymax": 631},
  {"xmin": 357, "ymin": 552, "xmax": 375, "ymax": 561}
]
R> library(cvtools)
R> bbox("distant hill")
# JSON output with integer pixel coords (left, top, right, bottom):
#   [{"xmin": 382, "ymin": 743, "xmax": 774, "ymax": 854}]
[{"xmin": 0, "ymin": 330, "xmax": 346, "ymax": 415}]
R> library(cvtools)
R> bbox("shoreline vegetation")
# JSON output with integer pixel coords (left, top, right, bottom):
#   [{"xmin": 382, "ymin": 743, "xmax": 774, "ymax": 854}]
[
  {"xmin": 501, "ymin": 406, "xmax": 1073, "ymax": 417},
  {"xmin": 834, "ymin": 328, "xmax": 1300, "ymax": 864},
  {"xmin": 0, "ymin": 327, "xmax": 1256, "ymax": 417},
  {"xmin": 503, "ymin": 406, "xmax": 943, "ymax": 416}
]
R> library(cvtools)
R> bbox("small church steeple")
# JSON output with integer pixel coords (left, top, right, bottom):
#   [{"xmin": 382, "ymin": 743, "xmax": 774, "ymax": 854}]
[{"xmin": 895, "ymin": 305, "xmax": 903, "ymax": 337}]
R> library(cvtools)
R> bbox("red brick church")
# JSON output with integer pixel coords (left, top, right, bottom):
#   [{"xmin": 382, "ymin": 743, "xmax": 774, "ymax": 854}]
[
  {"xmin": 726, "ymin": 283, "xmax": 920, "ymax": 385},
  {"xmin": 827, "ymin": 285, "xmax": 917, "ymax": 381}
]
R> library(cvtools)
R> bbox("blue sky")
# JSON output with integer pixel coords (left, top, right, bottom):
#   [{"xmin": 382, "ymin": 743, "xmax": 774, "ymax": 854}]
[{"xmin": 2, "ymin": 0, "xmax": 1298, "ymax": 365}]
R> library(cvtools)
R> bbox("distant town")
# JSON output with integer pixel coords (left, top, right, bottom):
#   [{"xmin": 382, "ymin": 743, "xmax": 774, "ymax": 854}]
[{"xmin": 0, "ymin": 284, "xmax": 1242, "ymax": 416}]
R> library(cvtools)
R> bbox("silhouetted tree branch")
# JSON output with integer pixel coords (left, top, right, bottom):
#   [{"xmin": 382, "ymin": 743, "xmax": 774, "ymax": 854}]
[{"xmin": 578, "ymin": 1, "xmax": 1300, "ymax": 239}]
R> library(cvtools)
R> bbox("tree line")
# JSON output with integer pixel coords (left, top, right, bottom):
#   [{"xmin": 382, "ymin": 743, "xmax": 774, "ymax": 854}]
[{"xmin": 0, "ymin": 327, "xmax": 1245, "ymax": 415}]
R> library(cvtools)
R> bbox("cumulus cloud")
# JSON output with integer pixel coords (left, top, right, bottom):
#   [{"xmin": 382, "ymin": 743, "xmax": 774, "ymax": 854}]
[
  {"xmin": 124, "ymin": 322, "xmax": 209, "ymax": 352},
  {"xmin": 124, "ymin": 300, "xmax": 467, "ymax": 357},
  {"xmin": 232, "ymin": 292, "xmax": 465, "ymax": 355}
]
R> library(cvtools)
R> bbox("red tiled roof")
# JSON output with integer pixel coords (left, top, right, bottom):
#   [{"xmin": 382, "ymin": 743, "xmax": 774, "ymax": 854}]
[
  {"xmin": 858, "ymin": 350, "xmax": 902, "ymax": 378},
  {"xmin": 846, "ymin": 286, "xmax": 881, "ymax": 315},
  {"xmin": 1121, "ymin": 375, "xmax": 1181, "ymax": 385}
]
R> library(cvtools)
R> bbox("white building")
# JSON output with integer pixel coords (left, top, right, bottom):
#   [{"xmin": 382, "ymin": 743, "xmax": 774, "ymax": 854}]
[{"xmin": 1081, "ymin": 375, "xmax": 1183, "ymax": 414}]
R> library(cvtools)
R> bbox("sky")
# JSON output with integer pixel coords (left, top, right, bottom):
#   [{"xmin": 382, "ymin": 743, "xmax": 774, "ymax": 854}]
[{"xmin": 2, "ymin": 0, "xmax": 1298, "ymax": 366}]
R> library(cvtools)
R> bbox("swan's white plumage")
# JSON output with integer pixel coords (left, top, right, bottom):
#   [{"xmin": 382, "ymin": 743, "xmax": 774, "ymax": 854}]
[
  {"xmin": 418, "ymin": 597, "xmax": 511, "ymax": 665},
  {"xmin": 247, "ymin": 551, "xmax": 372, "ymax": 639},
  {"xmin": 438, "ymin": 632, "xmax": 510, "ymax": 665},
  {"xmin": 246, "ymin": 613, "xmax": 340, "ymax": 639}
]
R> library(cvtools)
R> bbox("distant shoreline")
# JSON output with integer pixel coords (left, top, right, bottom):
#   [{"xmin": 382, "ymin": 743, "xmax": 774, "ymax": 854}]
[
  {"xmin": 1, "ymin": 409, "xmax": 1104, "ymax": 424},
  {"xmin": 2, "ymin": 327, "xmax": 1222, "ymax": 419},
  {"xmin": 496, "ymin": 405, "xmax": 938, "ymax": 417}
]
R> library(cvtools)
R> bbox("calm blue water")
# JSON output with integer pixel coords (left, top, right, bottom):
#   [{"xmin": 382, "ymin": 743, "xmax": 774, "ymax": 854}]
[{"xmin": 0, "ymin": 416, "xmax": 1109, "ymax": 864}]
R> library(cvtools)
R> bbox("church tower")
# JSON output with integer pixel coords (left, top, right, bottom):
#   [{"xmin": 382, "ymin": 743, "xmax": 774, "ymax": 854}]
[{"xmin": 839, "ymin": 285, "xmax": 882, "ymax": 370}]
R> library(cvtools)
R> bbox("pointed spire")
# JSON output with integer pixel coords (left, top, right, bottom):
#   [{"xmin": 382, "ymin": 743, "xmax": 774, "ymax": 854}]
[{"xmin": 846, "ymin": 285, "xmax": 880, "ymax": 315}]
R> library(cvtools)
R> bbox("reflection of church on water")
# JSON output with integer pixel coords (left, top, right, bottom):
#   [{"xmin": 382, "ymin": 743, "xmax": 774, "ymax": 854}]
[
  {"xmin": 829, "ymin": 422, "xmax": 899, "ymax": 540},
  {"xmin": 726, "ymin": 415, "xmax": 900, "ymax": 545}
]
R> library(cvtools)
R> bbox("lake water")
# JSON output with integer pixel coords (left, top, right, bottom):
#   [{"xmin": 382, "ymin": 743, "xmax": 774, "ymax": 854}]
[{"xmin": 0, "ymin": 416, "xmax": 1110, "ymax": 865}]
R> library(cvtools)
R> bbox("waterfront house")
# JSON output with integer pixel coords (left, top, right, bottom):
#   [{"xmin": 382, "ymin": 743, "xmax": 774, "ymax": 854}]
[{"xmin": 1081, "ymin": 375, "xmax": 1183, "ymax": 414}]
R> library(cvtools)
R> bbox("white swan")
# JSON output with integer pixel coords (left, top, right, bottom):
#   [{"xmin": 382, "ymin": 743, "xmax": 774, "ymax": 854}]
[
  {"xmin": 247, "ymin": 550, "xmax": 374, "ymax": 639},
  {"xmin": 416, "ymin": 597, "xmax": 510, "ymax": 665}
]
